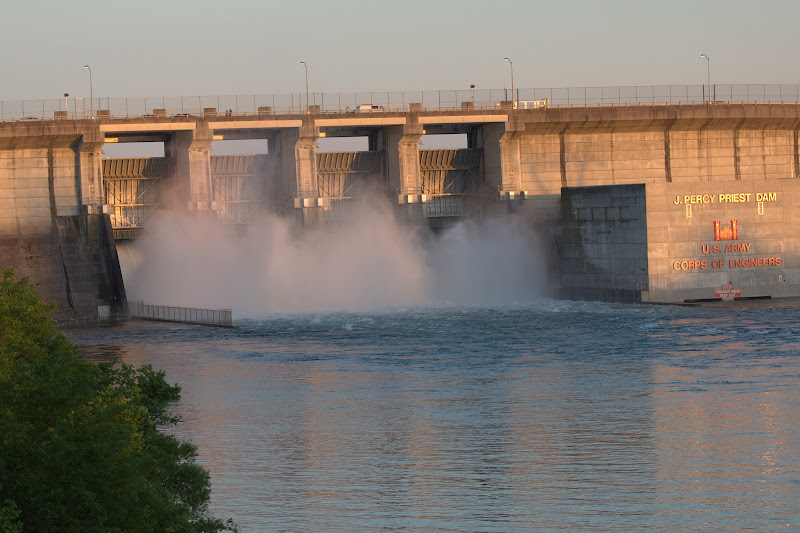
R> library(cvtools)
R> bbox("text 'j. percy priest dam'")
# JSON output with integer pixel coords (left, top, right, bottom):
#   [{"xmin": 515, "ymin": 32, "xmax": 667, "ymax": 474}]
[{"xmin": 3, "ymin": 84, "xmax": 800, "ymax": 318}]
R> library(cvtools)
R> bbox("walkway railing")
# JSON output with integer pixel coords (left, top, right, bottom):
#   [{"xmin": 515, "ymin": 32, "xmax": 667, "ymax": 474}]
[
  {"xmin": 58, "ymin": 303, "xmax": 234, "ymax": 328},
  {"xmin": 4, "ymin": 84, "xmax": 800, "ymax": 121},
  {"xmin": 128, "ymin": 301, "xmax": 233, "ymax": 327}
]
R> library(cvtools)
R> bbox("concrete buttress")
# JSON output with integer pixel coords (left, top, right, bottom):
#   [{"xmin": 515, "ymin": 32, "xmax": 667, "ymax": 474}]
[
  {"xmin": 397, "ymin": 122, "xmax": 424, "ymax": 196},
  {"xmin": 167, "ymin": 125, "xmax": 213, "ymax": 211},
  {"xmin": 498, "ymin": 116, "xmax": 525, "ymax": 194},
  {"xmin": 295, "ymin": 118, "xmax": 320, "ymax": 198},
  {"xmin": 291, "ymin": 118, "xmax": 324, "ymax": 226},
  {"xmin": 386, "ymin": 120, "xmax": 425, "ymax": 223},
  {"xmin": 483, "ymin": 120, "xmax": 525, "ymax": 194},
  {"xmin": 77, "ymin": 125, "xmax": 106, "ymax": 210}
]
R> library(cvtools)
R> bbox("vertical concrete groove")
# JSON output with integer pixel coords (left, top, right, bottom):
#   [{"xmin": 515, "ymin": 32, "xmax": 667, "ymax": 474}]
[
  {"xmin": 663, "ymin": 118, "xmax": 676, "ymax": 183},
  {"xmin": 610, "ymin": 134, "xmax": 615, "ymax": 185},
  {"xmin": 700, "ymin": 118, "xmax": 712, "ymax": 181},
  {"xmin": 47, "ymin": 146, "xmax": 57, "ymax": 224},
  {"xmin": 559, "ymin": 124, "xmax": 569, "ymax": 187},
  {"xmin": 59, "ymin": 245, "xmax": 74, "ymax": 311},
  {"xmin": 48, "ymin": 147, "xmax": 75, "ymax": 309},
  {"xmin": 793, "ymin": 120, "xmax": 800, "ymax": 178},
  {"xmin": 733, "ymin": 118, "xmax": 745, "ymax": 181},
  {"xmin": 70, "ymin": 137, "xmax": 85, "ymax": 209}
]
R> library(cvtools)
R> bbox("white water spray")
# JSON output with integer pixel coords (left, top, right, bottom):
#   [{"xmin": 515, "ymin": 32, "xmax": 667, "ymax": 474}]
[{"xmin": 121, "ymin": 199, "xmax": 548, "ymax": 315}]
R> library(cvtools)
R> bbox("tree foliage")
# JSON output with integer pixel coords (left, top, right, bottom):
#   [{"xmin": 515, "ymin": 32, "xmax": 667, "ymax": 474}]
[{"xmin": 0, "ymin": 269, "xmax": 237, "ymax": 533}]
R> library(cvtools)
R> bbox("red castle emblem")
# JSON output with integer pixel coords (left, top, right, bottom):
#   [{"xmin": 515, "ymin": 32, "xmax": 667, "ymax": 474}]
[{"xmin": 713, "ymin": 220, "xmax": 738, "ymax": 241}]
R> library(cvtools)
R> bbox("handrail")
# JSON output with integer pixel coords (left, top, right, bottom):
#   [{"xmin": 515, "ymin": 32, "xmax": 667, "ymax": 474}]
[
  {"xmin": 128, "ymin": 301, "xmax": 233, "ymax": 327},
  {"xmin": 3, "ymin": 84, "xmax": 800, "ymax": 122}
]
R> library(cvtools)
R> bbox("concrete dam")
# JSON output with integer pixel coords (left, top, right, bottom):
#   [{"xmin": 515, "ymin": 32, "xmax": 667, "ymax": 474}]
[{"xmin": 3, "ymin": 93, "xmax": 800, "ymax": 315}]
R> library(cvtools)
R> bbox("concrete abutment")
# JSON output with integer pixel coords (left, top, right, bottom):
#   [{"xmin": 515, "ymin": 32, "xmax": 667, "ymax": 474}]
[{"xmin": 0, "ymin": 123, "xmax": 124, "ymax": 317}]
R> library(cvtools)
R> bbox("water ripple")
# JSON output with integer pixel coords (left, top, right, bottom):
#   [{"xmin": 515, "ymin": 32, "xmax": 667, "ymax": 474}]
[{"xmin": 70, "ymin": 300, "xmax": 800, "ymax": 532}]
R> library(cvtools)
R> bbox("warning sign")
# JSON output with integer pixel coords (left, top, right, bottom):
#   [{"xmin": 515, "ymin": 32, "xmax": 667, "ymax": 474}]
[{"xmin": 714, "ymin": 285, "xmax": 741, "ymax": 299}]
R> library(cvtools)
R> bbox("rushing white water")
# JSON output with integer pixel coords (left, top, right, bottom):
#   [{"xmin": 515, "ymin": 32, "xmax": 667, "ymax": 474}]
[{"xmin": 119, "ymin": 202, "xmax": 547, "ymax": 314}]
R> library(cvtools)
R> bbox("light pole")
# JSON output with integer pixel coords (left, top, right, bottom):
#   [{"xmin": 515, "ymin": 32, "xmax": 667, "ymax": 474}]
[
  {"xmin": 64, "ymin": 93, "xmax": 69, "ymax": 114},
  {"xmin": 300, "ymin": 61, "xmax": 309, "ymax": 113},
  {"xmin": 700, "ymin": 53, "xmax": 711, "ymax": 104},
  {"xmin": 504, "ymin": 57, "xmax": 514, "ymax": 108},
  {"xmin": 84, "ymin": 65, "xmax": 93, "ymax": 118},
  {"xmin": 470, "ymin": 84, "xmax": 475, "ymax": 103}
]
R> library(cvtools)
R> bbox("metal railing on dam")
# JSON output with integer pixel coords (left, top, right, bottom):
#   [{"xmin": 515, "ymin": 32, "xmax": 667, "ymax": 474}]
[
  {"xmin": 5, "ymin": 84, "xmax": 800, "ymax": 121},
  {"xmin": 58, "ymin": 303, "xmax": 234, "ymax": 328},
  {"xmin": 128, "ymin": 302, "xmax": 233, "ymax": 327}
]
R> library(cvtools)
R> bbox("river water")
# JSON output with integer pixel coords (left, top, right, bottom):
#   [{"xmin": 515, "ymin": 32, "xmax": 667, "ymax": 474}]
[{"xmin": 70, "ymin": 299, "xmax": 800, "ymax": 532}]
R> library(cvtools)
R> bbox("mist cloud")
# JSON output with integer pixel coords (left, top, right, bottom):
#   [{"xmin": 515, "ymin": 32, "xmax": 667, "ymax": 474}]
[{"xmin": 120, "ymin": 200, "xmax": 547, "ymax": 316}]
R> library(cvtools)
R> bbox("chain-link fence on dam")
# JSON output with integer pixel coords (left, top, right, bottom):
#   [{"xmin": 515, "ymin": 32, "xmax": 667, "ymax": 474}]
[{"xmin": 6, "ymin": 84, "xmax": 800, "ymax": 120}]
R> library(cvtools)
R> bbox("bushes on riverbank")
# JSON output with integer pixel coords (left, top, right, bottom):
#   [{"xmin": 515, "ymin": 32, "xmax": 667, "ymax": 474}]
[{"xmin": 0, "ymin": 269, "xmax": 236, "ymax": 533}]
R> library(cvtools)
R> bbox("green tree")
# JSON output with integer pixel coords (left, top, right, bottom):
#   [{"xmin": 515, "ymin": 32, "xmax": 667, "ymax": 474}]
[{"xmin": 0, "ymin": 269, "xmax": 237, "ymax": 533}]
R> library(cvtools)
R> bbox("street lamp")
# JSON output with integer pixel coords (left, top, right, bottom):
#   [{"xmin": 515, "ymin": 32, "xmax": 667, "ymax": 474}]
[
  {"xmin": 504, "ymin": 57, "xmax": 515, "ymax": 108},
  {"xmin": 300, "ymin": 61, "xmax": 309, "ymax": 113},
  {"xmin": 84, "ymin": 65, "xmax": 93, "ymax": 118},
  {"xmin": 470, "ymin": 84, "xmax": 475, "ymax": 103},
  {"xmin": 700, "ymin": 53, "xmax": 711, "ymax": 104},
  {"xmin": 64, "ymin": 93, "xmax": 69, "ymax": 114}
]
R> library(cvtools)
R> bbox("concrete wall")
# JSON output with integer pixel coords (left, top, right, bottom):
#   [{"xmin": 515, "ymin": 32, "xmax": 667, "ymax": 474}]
[
  {"xmin": 516, "ymin": 106, "xmax": 800, "ymax": 222},
  {"xmin": 560, "ymin": 179, "xmax": 800, "ymax": 304},
  {"xmin": 0, "ymin": 122, "xmax": 125, "ymax": 317},
  {"xmin": 644, "ymin": 178, "xmax": 800, "ymax": 302},
  {"xmin": 0, "ymin": 147, "xmax": 78, "ymax": 231},
  {"xmin": 559, "ymin": 185, "xmax": 649, "ymax": 303},
  {"xmin": 0, "ymin": 214, "xmax": 125, "ymax": 318}
]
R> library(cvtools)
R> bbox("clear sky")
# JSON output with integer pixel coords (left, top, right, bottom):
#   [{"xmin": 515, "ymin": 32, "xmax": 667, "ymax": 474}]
[{"xmin": 2, "ymin": 0, "xmax": 798, "ymax": 101}]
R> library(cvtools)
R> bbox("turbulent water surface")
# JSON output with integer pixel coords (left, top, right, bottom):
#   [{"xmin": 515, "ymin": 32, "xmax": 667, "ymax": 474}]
[{"xmin": 70, "ymin": 299, "xmax": 800, "ymax": 532}]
